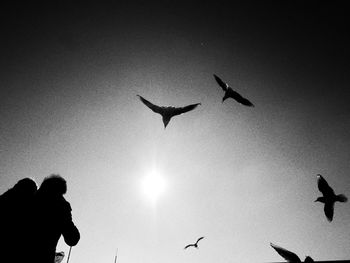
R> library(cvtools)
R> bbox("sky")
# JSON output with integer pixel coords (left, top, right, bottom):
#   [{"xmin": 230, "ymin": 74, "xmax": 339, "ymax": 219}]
[{"xmin": 1, "ymin": 2, "xmax": 350, "ymax": 263}]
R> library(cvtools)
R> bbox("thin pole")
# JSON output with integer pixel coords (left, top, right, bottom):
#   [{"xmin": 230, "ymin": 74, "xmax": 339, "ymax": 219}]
[{"xmin": 66, "ymin": 247, "xmax": 72, "ymax": 263}]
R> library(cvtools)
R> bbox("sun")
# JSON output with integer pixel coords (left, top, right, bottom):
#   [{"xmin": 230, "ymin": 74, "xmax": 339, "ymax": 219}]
[{"xmin": 141, "ymin": 170, "xmax": 166, "ymax": 203}]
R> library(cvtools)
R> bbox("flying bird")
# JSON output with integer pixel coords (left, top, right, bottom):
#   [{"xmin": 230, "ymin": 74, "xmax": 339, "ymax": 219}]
[
  {"xmin": 137, "ymin": 95, "xmax": 201, "ymax": 128},
  {"xmin": 270, "ymin": 243, "xmax": 314, "ymax": 263},
  {"xmin": 184, "ymin": 237, "xmax": 204, "ymax": 249},
  {"xmin": 213, "ymin": 74, "xmax": 254, "ymax": 106},
  {"xmin": 315, "ymin": 174, "xmax": 348, "ymax": 222}
]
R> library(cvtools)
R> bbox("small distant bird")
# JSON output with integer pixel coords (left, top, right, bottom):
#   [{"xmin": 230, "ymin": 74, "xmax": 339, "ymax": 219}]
[
  {"xmin": 270, "ymin": 243, "xmax": 314, "ymax": 263},
  {"xmin": 213, "ymin": 74, "xmax": 254, "ymax": 106},
  {"xmin": 315, "ymin": 174, "xmax": 348, "ymax": 222},
  {"xmin": 184, "ymin": 237, "xmax": 204, "ymax": 249},
  {"xmin": 137, "ymin": 95, "xmax": 201, "ymax": 128}
]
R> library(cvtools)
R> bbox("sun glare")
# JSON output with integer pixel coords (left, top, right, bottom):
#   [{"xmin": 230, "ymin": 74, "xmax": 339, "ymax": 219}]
[{"xmin": 141, "ymin": 170, "xmax": 166, "ymax": 203}]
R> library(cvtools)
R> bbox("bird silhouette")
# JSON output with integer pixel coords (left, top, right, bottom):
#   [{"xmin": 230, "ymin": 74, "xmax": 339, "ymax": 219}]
[
  {"xmin": 137, "ymin": 95, "xmax": 201, "ymax": 128},
  {"xmin": 315, "ymin": 174, "xmax": 348, "ymax": 222},
  {"xmin": 213, "ymin": 74, "xmax": 254, "ymax": 106},
  {"xmin": 184, "ymin": 237, "xmax": 204, "ymax": 249},
  {"xmin": 270, "ymin": 243, "xmax": 314, "ymax": 263}
]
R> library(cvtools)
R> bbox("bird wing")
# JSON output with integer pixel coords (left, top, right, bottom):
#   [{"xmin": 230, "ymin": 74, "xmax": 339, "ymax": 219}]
[
  {"xmin": 137, "ymin": 95, "xmax": 163, "ymax": 114},
  {"xmin": 184, "ymin": 244, "xmax": 194, "ymax": 249},
  {"xmin": 171, "ymin": 103, "xmax": 201, "ymax": 117},
  {"xmin": 196, "ymin": 236, "xmax": 204, "ymax": 244},
  {"xmin": 229, "ymin": 89, "xmax": 254, "ymax": 107},
  {"xmin": 317, "ymin": 174, "xmax": 335, "ymax": 196},
  {"xmin": 214, "ymin": 74, "xmax": 228, "ymax": 92},
  {"xmin": 324, "ymin": 202, "xmax": 334, "ymax": 222},
  {"xmin": 270, "ymin": 243, "xmax": 301, "ymax": 262}
]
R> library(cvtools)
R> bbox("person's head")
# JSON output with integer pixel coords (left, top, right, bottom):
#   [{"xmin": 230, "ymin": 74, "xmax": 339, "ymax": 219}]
[
  {"xmin": 13, "ymin": 177, "xmax": 37, "ymax": 197},
  {"xmin": 39, "ymin": 174, "xmax": 67, "ymax": 197}
]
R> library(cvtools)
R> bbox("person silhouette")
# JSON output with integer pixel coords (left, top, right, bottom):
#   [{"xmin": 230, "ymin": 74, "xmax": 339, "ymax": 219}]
[
  {"xmin": 31, "ymin": 174, "xmax": 80, "ymax": 263},
  {"xmin": 0, "ymin": 177, "xmax": 38, "ymax": 263}
]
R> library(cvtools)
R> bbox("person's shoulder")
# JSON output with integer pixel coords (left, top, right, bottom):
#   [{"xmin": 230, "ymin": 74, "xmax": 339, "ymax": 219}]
[{"xmin": 60, "ymin": 198, "xmax": 72, "ymax": 212}]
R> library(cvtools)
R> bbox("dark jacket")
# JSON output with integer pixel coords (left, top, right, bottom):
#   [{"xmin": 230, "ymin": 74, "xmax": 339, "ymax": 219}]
[
  {"xmin": 0, "ymin": 178, "xmax": 37, "ymax": 263},
  {"xmin": 31, "ymin": 193, "xmax": 80, "ymax": 263}
]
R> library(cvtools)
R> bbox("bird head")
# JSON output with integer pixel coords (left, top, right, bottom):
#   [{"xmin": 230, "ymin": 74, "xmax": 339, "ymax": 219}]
[{"xmin": 304, "ymin": 256, "xmax": 314, "ymax": 263}]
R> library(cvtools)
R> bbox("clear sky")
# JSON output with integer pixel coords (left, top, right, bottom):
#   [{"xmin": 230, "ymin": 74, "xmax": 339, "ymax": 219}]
[{"xmin": 1, "ymin": 2, "xmax": 349, "ymax": 263}]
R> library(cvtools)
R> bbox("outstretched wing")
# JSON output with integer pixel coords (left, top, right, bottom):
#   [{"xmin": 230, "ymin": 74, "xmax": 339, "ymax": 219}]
[
  {"xmin": 317, "ymin": 174, "xmax": 335, "ymax": 197},
  {"xmin": 196, "ymin": 236, "xmax": 204, "ymax": 244},
  {"xmin": 172, "ymin": 103, "xmax": 201, "ymax": 117},
  {"xmin": 270, "ymin": 243, "xmax": 301, "ymax": 262},
  {"xmin": 229, "ymin": 89, "xmax": 254, "ymax": 107},
  {"xmin": 214, "ymin": 74, "xmax": 228, "ymax": 92},
  {"xmin": 137, "ymin": 95, "xmax": 163, "ymax": 114},
  {"xmin": 324, "ymin": 202, "xmax": 335, "ymax": 222},
  {"xmin": 184, "ymin": 244, "xmax": 194, "ymax": 249}
]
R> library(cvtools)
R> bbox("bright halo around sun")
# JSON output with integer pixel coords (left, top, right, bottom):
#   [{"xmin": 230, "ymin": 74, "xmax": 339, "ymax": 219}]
[{"xmin": 141, "ymin": 170, "xmax": 167, "ymax": 204}]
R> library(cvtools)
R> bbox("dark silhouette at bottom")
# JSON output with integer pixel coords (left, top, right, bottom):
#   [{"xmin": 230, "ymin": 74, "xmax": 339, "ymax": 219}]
[
  {"xmin": 270, "ymin": 242, "xmax": 314, "ymax": 262},
  {"xmin": 0, "ymin": 177, "xmax": 37, "ymax": 263},
  {"xmin": 30, "ymin": 174, "xmax": 80, "ymax": 263}
]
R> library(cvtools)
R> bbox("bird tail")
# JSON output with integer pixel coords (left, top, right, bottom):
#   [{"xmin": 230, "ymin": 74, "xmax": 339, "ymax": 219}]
[{"xmin": 336, "ymin": 194, "xmax": 348, "ymax": 202}]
